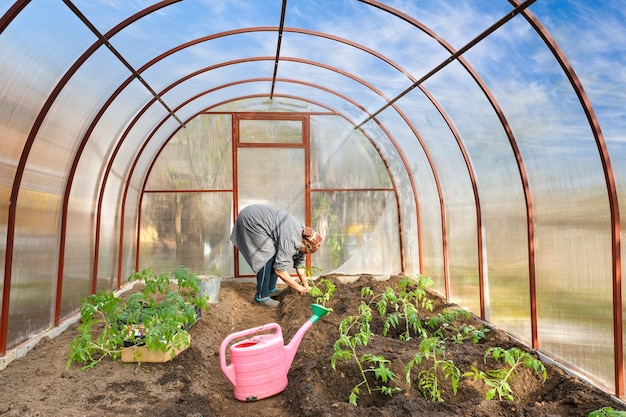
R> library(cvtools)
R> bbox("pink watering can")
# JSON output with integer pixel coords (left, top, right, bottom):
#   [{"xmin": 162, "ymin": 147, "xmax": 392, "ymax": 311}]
[{"xmin": 219, "ymin": 303, "xmax": 330, "ymax": 402}]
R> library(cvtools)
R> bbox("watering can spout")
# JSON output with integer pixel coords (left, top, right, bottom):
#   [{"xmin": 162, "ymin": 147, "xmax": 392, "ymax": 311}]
[{"xmin": 284, "ymin": 303, "xmax": 330, "ymax": 366}]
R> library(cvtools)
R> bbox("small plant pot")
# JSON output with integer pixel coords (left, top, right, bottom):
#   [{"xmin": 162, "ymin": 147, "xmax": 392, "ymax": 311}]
[{"xmin": 121, "ymin": 333, "xmax": 191, "ymax": 363}]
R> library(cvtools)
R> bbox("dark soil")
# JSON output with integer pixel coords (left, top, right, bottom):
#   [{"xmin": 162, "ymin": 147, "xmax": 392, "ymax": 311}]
[{"xmin": 0, "ymin": 274, "xmax": 624, "ymax": 417}]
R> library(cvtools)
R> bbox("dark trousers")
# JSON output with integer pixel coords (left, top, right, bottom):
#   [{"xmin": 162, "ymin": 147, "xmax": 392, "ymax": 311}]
[{"xmin": 255, "ymin": 256, "xmax": 278, "ymax": 300}]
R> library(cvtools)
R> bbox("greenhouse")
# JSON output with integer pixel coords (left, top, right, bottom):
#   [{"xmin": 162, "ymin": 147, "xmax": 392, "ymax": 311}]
[{"xmin": 1, "ymin": 0, "xmax": 625, "ymax": 414}]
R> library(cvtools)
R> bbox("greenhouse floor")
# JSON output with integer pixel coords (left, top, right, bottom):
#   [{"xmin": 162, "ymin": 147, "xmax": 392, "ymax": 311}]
[{"xmin": 0, "ymin": 275, "xmax": 624, "ymax": 417}]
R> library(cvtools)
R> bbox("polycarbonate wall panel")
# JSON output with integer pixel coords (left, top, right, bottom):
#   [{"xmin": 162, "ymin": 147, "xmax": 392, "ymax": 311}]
[
  {"xmin": 60, "ymin": 194, "xmax": 95, "ymax": 319},
  {"xmin": 210, "ymin": 97, "xmax": 328, "ymax": 113},
  {"xmin": 141, "ymin": 113, "xmax": 234, "ymax": 276},
  {"xmin": 6, "ymin": 29, "xmax": 115, "ymax": 347},
  {"xmin": 359, "ymin": 121, "xmax": 419, "ymax": 276},
  {"xmin": 466, "ymin": 13, "xmax": 616, "ymax": 388},
  {"xmin": 284, "ymin": 1, "xmax": 448, "ymax": 89},
  {"xmin": 70, "ymin": 1, "xmax": 158, "ymax": 34},
  {"xmin": 395, "ymin": 88, "xmax": 481, "ymax": 312},
  {"xmin": 140, "ymin": 193, "xmax": 234, "ymax": 277},
  {"xmin": 312, "ymin": 191, "xmax": 400, "ymax": 275},
  {"xmin": 373, "ymin": 108, "xmax": 445, "ymax": 292},
  {"xmin": 36, "ymin": 46, "xmax": 135, "ymax": 317},
  {"xmin": 279, "ymin": 32, "xmax": 408, "ymax": 103},
  {"xmin": 424, "ymin": 62, "xmax": 531, "ymax": 341},
  {"xmin": 398, "ymin": 1, "xmax": 514, "ymax": 51},
  {"xmin": 146, "ymin": 115, "xmax": 232, "ymax": 191},
  {"xmin": 0, "ymin": 2, "xmax": 99, "ymax": 343},
  {"xmin": 86, "ymin": 1, "xmax": 283, "ymax": 70},
  {"xmin": 7, "ymin": 190, "xmax": 59, "ymax": 349},
  {"xmin": 97, "ymin": 176, "xmax": 121, "ymax": 291},
  {"xmin": 531, "ymin": 0, "xmax": 626, "ymax": 390},
  {"xmin": 158, "ymin": 61, "xmax": 277, "ymax": 106},
  {"xmin": 310, "ymin": 116, "xmax": 391, "ymax": 190},
  {"xmin": 120, "ymin": 184, "xmax": 140, "ymax": 284},
  {"xmin": 310, "ymin": 115, "xmax": 399, "ymax": 275},
  {"xmin": 140, "ymin": 33, "xmax": 280, "ymax": 91},
  {"xmin": 120, "ymin": 117, "xmax": 183, "ymax": 281},
  {"xmin": 276, "ymin": 61, "xmax": 388, "ymax": 112}
]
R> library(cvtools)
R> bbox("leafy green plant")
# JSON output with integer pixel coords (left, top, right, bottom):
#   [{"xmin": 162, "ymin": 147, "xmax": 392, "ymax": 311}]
[
  {"xmin": 589, "ymin": 407, "xmax": 626, "ymax": 417},
  {"xmin": 309, "ymin": 276, "xmax": 336, "ymax": 308},
  {"xmin": 464, "ymin": 347, "xmax": 547, "ymax": 401},
  {"xmin": 405, "ymin": 337, "xmax": 460, "ymax": 402},
  {"xmin": 67, "ymin": 267, "xmax": 210, "ymax": 370},
  {"xmin": 331, "ymin": 303, "xmax": 400, "ymax": 405},
  {"xmin": 426, "ymin": 308, "xmax": 490, "ymax": 344},
  {"xmin": 304, "ymin": 265, "xmax": 323, "ymax": 281},
  {"xmin": 362, "ymin": 275, "xmax": 434, "ymax": 342}
]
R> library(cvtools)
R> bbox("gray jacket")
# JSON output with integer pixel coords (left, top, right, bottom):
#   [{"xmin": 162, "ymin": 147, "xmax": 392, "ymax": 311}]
[{"xmin": 230, "ymin": 204, "xmax": 306, "ymax": 273}]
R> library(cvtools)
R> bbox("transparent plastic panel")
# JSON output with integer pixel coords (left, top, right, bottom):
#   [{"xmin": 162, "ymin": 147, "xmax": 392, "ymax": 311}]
[
  {"xmin": 120, "ymin": 183, "xmax": 140, "ymax": 285},
  {"xmin": 139, "ymin": 31, "xmax": 281, "ymax": 91},
  {"xmin": 146, "ymin": 114, "xmax": 232, "ymax": 191},
  {"xmin": 531, "ymin": 0, "xmax": 626, "ymax": 390},
  {"xmin": 464, "ymin": 12, "xmax": 616, "ymax": 388},
  {"xmin": 112, "ymin": 105, "xmax": 173, "ymax": 181},
  {"xmin": 0, "ymin": 3, "xmax": 98, "ymax": 330},
  {"xmin": 177, "ymin": 79, "xmax": 365, "ymax": 123},
  {"xmin": 393, "ymin": 88, "xmax": 481, "ymax": 312},
  {"xmin": 369, "ymin": 108, "xmax": 446, "ymax": 292},
  {"xmin": 240, "ymin": 119, "xmax": 302, "ymax": 144},
  {"xmin": 424, "ymin": 61, "xmax": 531, "ymax": 340},
  {"xmin": 274, "ymin": 60, "xmax": 389, "ymax": 112},
  {"xmin": 312, "ymin": 191, "xmax": 400, "ymax": 275},
  {"xmin": 96, "ymin": 176, "xmax": 121, "ymax": 291},
  {"xmin": 209, "ymin": 97, "xmax": 328, "ymax": 113},
  {"xmin": 278, "ymin": 31, "xmax": 410, "ymax": 104},
  {"xmin": 0, "ymin": 2, "xmax": 10, "ymax": 15},
  {"xmin": 375, "ymin": 0, "xmax": 514, "ymax": 52},
  {"xmin": 97, "ymin": 106, "xmax": 177, "ymax": 288},
  {"xmin": 6, "ymin": 187, "xmax": 59, "ymax": 349},
  {"xmin": 310, "ymin": 115, "xmax": 391, "ymax": 189},
  {"xmin": 71, "ymin": 1, "xmax": 171, "ymax": 34},
  {"xmin": 139, "ymin": 192, "xmax": 234, "ymax": 277},
  {"xmin": 157, "ymin": 60, "xmax": 276, "ymax": 106},
  {"xmin": 283, "ymin": 0, "xmax": 455, "ymax": 102},
  {"xmin": 237, "ymin": 148, "xmax": 305, "ymax": 216},
  {"xmin": 60, "ymin": 194, "xmax": 95, "ymax": 319},
  {"xmin": 361, "ymin": 122, "xmax": 419, "ymax": 277},
  {"xmin": 89, "ymin": 1, "xmax": 283, "ymax": 69}
]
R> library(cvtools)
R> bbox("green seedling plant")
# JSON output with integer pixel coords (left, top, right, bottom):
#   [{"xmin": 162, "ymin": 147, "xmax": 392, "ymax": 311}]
[
  {"xmin": 331, "ymin": 302, "xmax": 400, "ymax": 405},
  {"xmin": 67, "ymin": 267, "xmax": 209, "ymax": 370},
  {"xmin": 362, "ymin": 275, "xmax": 434, "ymax": 342},
  {"xmin": 309, "ymin": 277, "xmax": 336, "ymax": 308},
  {"xmin": 304, "ymin": 265, "xmax": 322, "ymax": 281},
  {"xmin": 426, "ymin": 308, "xmax": 490, "ymax": 344},
  {"xmin": 589, "ymin": 407, "xmax": 626, "ymax": 417},
  {"xmin": 405, "ymin": 336, "xmax": 460, "ymax": 402},
  {"xmin": 464, "ymin": 347, "xmax": 547, "ymax": 401}
]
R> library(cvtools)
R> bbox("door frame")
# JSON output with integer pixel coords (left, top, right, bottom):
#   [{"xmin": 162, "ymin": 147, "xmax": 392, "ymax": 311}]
[{"xmin": 232, "ymin": 113, "xmax": 311, "ymax": 277}]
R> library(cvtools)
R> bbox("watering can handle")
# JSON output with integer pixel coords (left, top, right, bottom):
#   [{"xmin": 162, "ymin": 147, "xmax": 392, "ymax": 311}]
[{"xmin": 219, "ymin": 322, "xmax": 282, "ymax": 369}]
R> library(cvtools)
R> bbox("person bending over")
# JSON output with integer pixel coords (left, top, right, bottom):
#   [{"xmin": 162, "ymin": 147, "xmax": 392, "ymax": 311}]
[{"xmin": 230, "ymin": 204, "xmax": 323, "ymax": 307}]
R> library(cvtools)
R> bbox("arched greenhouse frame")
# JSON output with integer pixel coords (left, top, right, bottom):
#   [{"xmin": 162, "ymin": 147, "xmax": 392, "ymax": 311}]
[{"xmin": 1, "ymin": 0, "xmax": 625, "ymax": 404}]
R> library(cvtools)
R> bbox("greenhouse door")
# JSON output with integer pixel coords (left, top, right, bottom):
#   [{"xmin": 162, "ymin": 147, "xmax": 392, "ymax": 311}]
[{"xmin": 233, "ymin": 114, "xmax": 310, "ymax": 276}]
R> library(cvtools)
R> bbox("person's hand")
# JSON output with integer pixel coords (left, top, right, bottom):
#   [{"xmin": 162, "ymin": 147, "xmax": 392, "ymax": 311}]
[{"xmin": 298, "ymin": 283, "xmax": 310, "ymax": 295}]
